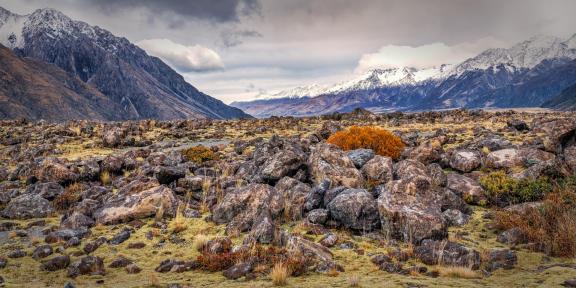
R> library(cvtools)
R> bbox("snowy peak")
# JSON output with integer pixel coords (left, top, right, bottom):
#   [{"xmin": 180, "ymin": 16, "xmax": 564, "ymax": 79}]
[{"xmin": 450, "ymin": 34, "xmax": 576, "ymax": 76}]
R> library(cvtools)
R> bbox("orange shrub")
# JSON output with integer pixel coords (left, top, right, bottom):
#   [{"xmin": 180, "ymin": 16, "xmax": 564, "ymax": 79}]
[{"xmin": 327, "ymin": 126, "xmax": 405, "ymax": 159}]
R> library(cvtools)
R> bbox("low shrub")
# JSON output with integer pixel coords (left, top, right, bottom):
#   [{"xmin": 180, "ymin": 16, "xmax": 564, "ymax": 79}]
[
  {"xmin": 181, "ymin": 146, "xmax": 218, "ymax": 164},
  {"xmin": 479, "ymin": 171, "xmax": 553, "ymax": 206},
  {"xmin": 494, "ymin": 183, "xmax": 576, "ymax": 257},
  {"xmin": 327, "ymin": 126, "xmax": 405, "ymax": 160}
]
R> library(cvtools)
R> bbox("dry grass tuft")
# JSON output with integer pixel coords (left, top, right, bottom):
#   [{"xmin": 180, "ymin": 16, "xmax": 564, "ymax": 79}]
[
  {"xmin": 327, "ymin": 126, "xmax": 405, "ymax": 159},
  {"xmin": 271, "ymin": 263, "xmax": 289, "ymax": 286},
  {"xmin": 193, "ymin": 234, "xmax": 212, "ymax": 252},
  {"xmin": 100, "ymin": 170, "xmax": 111, "ymax": 186},
  {"xmin": 53, "ymin": 183, "xmax": 83, "ymax": 211},
  {"xmin": 347, "ymin": 274, "xmax": 361, "ymax": 287},
  {"xmin": 436, "ymin": 266, "xmax": 480, "ymax": 279}
]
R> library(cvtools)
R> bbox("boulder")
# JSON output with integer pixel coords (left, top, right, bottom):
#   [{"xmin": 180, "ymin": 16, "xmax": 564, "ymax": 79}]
[
  {"xmin": 223, "ymin": 262, "xmax": 253, "ymax": 280},
  {"xmin": 60, "ymin": 212, "xmax": 95, "ymax": 229},
  {"xmin": 485, "ymin": 249, "xmax": 517, "ymax": 272},
  {"xmin": 361, "ymin": 156, "xmax": 394, "ymax": 184},
  {"xmin": 408, "ymin": 139, "xmax": 443, "ymax": 164},
  {"xmin": 25, "ymin": 182, "xmax": 64, "ymax": 201},
  {"xmin": 307, "ymin": 209, "xmax": 329, "ymax": 225},
  {"xmin": 94, "ymin": 185, "xmax": 178, "ymax": 224},
  {"xmin": 327, "ymin": 189, "xmax": 380, "ymax": 231},
  {"xmin": 347, "ymin": 149, "xmax": 375, "ymax": 168},
  {"xmin": 427, "ymin": 163, "xmax": 447, "ymax": 187},
  {"xmin": 101, "ymin": 155, "xmax": 124, "ymax": 174},
  {"xmin": 286, "ymin": 235, "xmax": 333, "ymax": 263},
  {"xmin": 449, "ymin": 150, "xmax": 482, "ymax": 173},
  {"xmin": 275, "ymin": 177, "xmax": 310, "ymax": 221},
  {"xmin": 212, "ymin": 184, "xmax": 283, "ymax": 234},
  {"xmin": 394, "ymin": 160, "xmax": 431, "ymax": 182},
  {"xmin": 41, "ymin": 255, "xmax": 71, "ymax": 271},
  {"xmin": 442, "ymin": 209, "xmax": 469, "ymax": 226},
  {"xmin": 446, "ymin": 173, "xmax": 486, "ymax": 205},
  {"xmin": 248, "ymin": 210, "xmax": 275, "ymax": 244},
  {"xmin": 102, "ymin": 127, "xmax": 125, "ymax": 148},
  {"xmin": 155, "ymin": 166, "xmax": 186, "ymax": 185},
  {"xmin": 308, "ymin": 143, "xmax": 364, "ymax": 188},
  {"xmin": 68, "ymin": 256, "xmax": 105, "ymax": 278},
  {"xmin": 109, "ymin": 229, "xmax": 131, "ymax": 245},
  {"xmin": 532, "ymin": 118, "xmax": 576, "ymax": 154},
  {"xmin": 415, "ymin": 240, "xmax": 481, "ymax": 269},
  {"xmin": 32, "ymin": 245, "xmax": 53, "ymax": 259},
  {"xmin": 497, "ymin": 227, "xmax": 525, "ymax": 245},
  {"xmin": 303, "ymin": 180, "xmax": 330, "ymax": 212},
  {"xmin": 260, "ymin": 146, "xmax": 307, "ymax": 182},
  {"xmin": 319, "ymin": 233, "xmax": 338, "ymax": 247},
  {"xmin": 507, "ymin": 120, "xmax": 529, "ymax": 132},
  {"xmin": 377, "ymin": 177, "xmax": 447, "ymax": 244},
  {"xmin": 485, "ymin": 149, "xmax": 521, "ymax": 169},
  {"xmin": 2, "ymin": 194, "xmax": 54, "ymax": 219}
]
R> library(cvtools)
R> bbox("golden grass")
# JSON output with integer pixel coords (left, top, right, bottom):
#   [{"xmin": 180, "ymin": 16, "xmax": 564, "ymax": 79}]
[
  {"xmin": 100, "ymin": 170, "xmax": 111, "ymax": 186},
  {"xmin": 271, "ymin": 263, "xmax": 289, "ymax": 286},
  {"xmin": 435, "ymin": 266, "xmax": 481, "ymax": 279},
  {"xmin": 347, "ymin": 275, "xmax": 360, "ymax": 287}
]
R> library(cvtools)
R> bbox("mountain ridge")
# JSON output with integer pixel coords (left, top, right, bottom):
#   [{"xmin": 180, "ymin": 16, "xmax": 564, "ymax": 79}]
[{"xmin": 0, "ymin": 7, "xmax": 251, "ymax": 120}]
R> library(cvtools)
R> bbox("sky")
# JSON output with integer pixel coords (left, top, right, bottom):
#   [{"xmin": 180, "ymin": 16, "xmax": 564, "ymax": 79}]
[{"xmin": 1, "ymin": 0, "xmax": 576, "ymax": 103}]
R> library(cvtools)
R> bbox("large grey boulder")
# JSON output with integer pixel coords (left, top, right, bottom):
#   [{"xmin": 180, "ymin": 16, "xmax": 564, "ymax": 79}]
[
  {"xmin": 449, "ymin": 150, "xmax": 482, "ymax": 173},
  {"xmin": 347, "ymin": 149, "xmax": 375, "ymax": 168},
  {"xmin": 2, "ymin": 194, "xmax": 54, "ymax": 219},
  {"xmin": 308, "ymin": 143, "xmax": 364, "ymax": 188},
  {"xmin": 327, "ymin": 188, "xmax": 380, "ymax": 231},
  {"xmin": 377, "ymin": 177, "xmax": 447, "ymax": 244},
  {"xmin": 361, "ymin": 155, "xmax": 393, "ymax": 184},
  {"xmin": 212, "ymin": 183, "xmax": 283, "ymax": 234},
  {"xmin": 415, "ymin": 239, "xmax": 481, "ymax": 269},
  {"xmin": 94, "ymin": 185, "xmax": 177, "ymax": 224},
  {"xmin": 446, "ymin": 173, "xmax": 487, "ymax": 205}
]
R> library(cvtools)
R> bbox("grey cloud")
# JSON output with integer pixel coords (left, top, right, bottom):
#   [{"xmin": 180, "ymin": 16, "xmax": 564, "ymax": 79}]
[
  {"xmin": 85, "ymin": 0, "xmax": 261, "ymax": 23},
  {"xmin": 220, "ymin": 29, "xmax": 262, "ymax": 47}
]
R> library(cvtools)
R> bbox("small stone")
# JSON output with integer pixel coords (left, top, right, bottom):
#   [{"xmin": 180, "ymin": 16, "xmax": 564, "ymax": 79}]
[
  {"xmin": 7, "ymin": 249, "xmax": 26, "ymax": 258},
  {"xmin": 41, "ymin": 255, "xmax": 71, "ymax": 271},
  {"xmin": 125, "ymin": 264, "xmax": 142, "ymax": 274},
  {"xmin": 109, "ymin": 230, "xmax": 131, "ymax": 245},
  {"xmin": 32, "ymin": 245, "xmax": 53, "ymax": 259}
]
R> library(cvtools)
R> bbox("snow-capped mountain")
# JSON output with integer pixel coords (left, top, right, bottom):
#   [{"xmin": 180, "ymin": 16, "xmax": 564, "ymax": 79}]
[
  {"xmin": 233, "ymin": 33, "xmax": 576, "ymax": 118},
  {"xmin": 0, "ymin": 7, "xmax": 250, "ymax": 120},
  {"xmin": 449, "ymin": 35, "xmax": 576, "ymax": 76}
]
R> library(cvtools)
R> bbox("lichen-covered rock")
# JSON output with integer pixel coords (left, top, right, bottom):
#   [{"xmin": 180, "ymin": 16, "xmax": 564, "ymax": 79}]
[
  {"xmin": 415, "ymin": 240, "xmax": 481, "ymax": 269},
  {"xmin": 247, "ymin": 210, "xmax": 275, "ymax": 244},
  {"xmin": 2, "ymin": 194, "xmax": 54, "ymax": 219},
  {"xmin": 347, "ymin": 149, "xmax": 375, "ymax": 168},
  {"xmin": 485, "ymin": 148, "xmax": 521, "ymax": 169},
  {"xmin": 361, "ymin": 155, "xmax": 393, "ymax": 184},
  {"xmin": 307, "ymin": 209, "xmax": 329, "ymax": 225},
  {"xmin": 67, "ymin": 256, "xmax": 105, "ymax": 278},
  {"xmin": 223, "ymin": 262, "xmax": 253, "ymax": 280},
  {"xmin": 60, "ymin": 212, "xmax": 95, "ymax": 229},
  {"xmin": 41, "ymin": 255, "xmax": 70, "ymax": 271},
  {"xmin": 377, "ymin": 177, "xmax": 447, "ymax": 244},
  {"xmin": 25, "ymin": 182, "xmax": 64, "ymax": 201},
  {"xmin": 565, "ymin": 145, "xmax": 576, "ymax": 174},
  {"xmin": 442, "ymin": 209, "xmax": 469, "ymax": 226},
  {"xmin": 94, "ymin": 185, "xmax": 177, "ymax": 224},
  {"xmin": 212, "ymin": 184, "xmax": 283, "ymax": 234},
  {"xmin": 449, "ymin": 150, "xmax": 482, "ymax": 173},
  {"xmin": 408, "ymin": 139, "xmax": 443, "ymax": 164},
  {"xmin": 155, "ymin": 166, "xmax": 186, "ymax": 185},
  {"xmin": 102, "ymin": 127, "xmax": 125, "ymax": 148},
  {"xmin": 259, "ymin": 145, "xmax": 307, "ymax": 182},
  {"xmin": 327, "ymin": 188, "xmax": 380, "ymax": 231},
  {"xmin": 308, "ymin": 143, "xmax": 364, "ymax": 188},
  {"xmin": 275, "ymin": 177, "xmax": 310, "ymax": 221},
  {"xmin": 446, "ymin": 173, "xmax": 486, "ymax": 205},
  {"xmin": 427, "ymin": 163, "xmax": 447, "ymax": 187},
  {"xmin": 394, "ymin": 159, "xmax": 431, "ymax": 182},
  {"xmin": 532, "ymin": 118, "xmax": 576, "ymax": 154},
  {"xmin": 485, "ymin": 249, "xmax": 517, "ymax": 272},
  {"xmin": 32, "ymin": 245, "xmax": 53, "ymax": 259}
]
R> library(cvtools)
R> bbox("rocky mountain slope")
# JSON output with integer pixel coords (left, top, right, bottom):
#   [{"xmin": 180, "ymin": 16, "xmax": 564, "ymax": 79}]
[
  {"xmin": 233, "ymin": 35, "xmax": 576, "ymax": 118},
  {"xmin": 542, "ymin": 83, "xmax": 576, "ymax": 111},
  {"xmin": 0, "ymin": 7, "xmax": 251, "ymax": 120},
  {"xmin": 0, "ymin": 44, "xmax": 130, "ymax": 121}
]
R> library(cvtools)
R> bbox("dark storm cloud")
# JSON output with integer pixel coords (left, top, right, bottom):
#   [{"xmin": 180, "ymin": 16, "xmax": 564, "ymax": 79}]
[{"xmin": 86, "ymin": 0, "xmax": 261, "ymax": 23}]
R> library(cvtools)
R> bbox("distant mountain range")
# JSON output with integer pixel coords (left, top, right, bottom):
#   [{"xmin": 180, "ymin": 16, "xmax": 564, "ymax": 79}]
[
  {"xmin": 0, "ymin": 7, "xmax": 251, "ymax": 121},
  {"xmin": 232, "ymin": 34, "xmax": 576, "ymax": 117}
]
